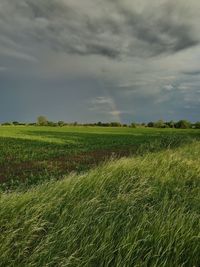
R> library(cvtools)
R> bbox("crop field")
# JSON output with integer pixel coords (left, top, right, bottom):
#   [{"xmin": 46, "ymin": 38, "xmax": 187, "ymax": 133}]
[
  {"xmin": 0, "ymin": 126, "xmax": 200, "ymax": 191},
  {"xmin": 0, "ymin": 126, "xmax": 200, "ymax": 266}
]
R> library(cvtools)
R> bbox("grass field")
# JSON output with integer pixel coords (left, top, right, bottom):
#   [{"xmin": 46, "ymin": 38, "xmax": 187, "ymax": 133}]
[
  {"xmin": 0, "ymin": 126, "xmax": 200, "ymax": 266},
  {"xmin": 0, "ymin": 126, "xmax": 200, "ymax": 191}
]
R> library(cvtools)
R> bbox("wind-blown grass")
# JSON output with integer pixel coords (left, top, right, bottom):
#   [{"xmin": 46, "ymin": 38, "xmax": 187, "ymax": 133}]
[{"xmin": 0, "ymin": 141, "xmax": 199, "ymax": 266}]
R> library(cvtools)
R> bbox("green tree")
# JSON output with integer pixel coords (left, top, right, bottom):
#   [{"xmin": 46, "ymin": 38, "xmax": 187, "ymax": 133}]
[
  {"xmin": 97, "ymin": 122, "xmax": 102, "ymax": 126},
  {"xmin": 110, "ymin": 122, "xmax": 121, "ymax": 127},
  {"xmin": 37, "ymin": 116, "xmax": 48, "ymax": 126},
  {"xmin": 147, "ymin": 122, "xmax": 154, "ymax": 127},
  {"xmin": 130, "ymin": 122, "xmax": 136, "ymax": 128},
  {"xmin": 12, "ymin": 121, "xmax": 19, "ymax": 126},
  {"xmin": 175, "ymin": 120, "xmax": 191, "ymax": 129},
  {"xmin": 1, "ymin": 122, "xmax": 12, "ymax": 126},
  {"xmin": 194, "ymin": 121, "xmax": 200, "ymax": 129},
  {"xmin": 58, "ymin": 121, "xmax": 65, "ymax": 127},
  {"xmin": 47, "ymin": 121, "xmax": 58, "ymax": 127},
  {"xmin": 166, "ymin": 120, "xmax": 175, "ymax": 128},
  {"xmin": 154, "ymin": 120, "xmax": 165, "ymax": 128}
]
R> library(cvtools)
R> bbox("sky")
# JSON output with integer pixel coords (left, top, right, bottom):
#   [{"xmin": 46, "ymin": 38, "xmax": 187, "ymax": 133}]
[{"xmin": 1, "ymin": 0, "xmax": 200, "ymax": 123}]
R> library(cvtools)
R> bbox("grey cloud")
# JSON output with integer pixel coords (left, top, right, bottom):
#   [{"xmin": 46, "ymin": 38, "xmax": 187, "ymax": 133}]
[
  {"xmin": 182, "ymin": 70, "xmax": 200, "ymax": 76},
  {"xmin": 0, "ymin": 0, "xmax": 200, "ymax": 60},
  {"xmin": 0, "ymin": 66, "xmax": 7, "ymax": 71},
  {"xmin": 1, "ymin": 0, "xmax": 200, "ymax": 123},
  {"xmin": 116, "ymin": 1, "xmax": 199, "ymax": 56},
  {"xmin": 91, "ymin": 97, "xmax": 113, "ymax": 105}
]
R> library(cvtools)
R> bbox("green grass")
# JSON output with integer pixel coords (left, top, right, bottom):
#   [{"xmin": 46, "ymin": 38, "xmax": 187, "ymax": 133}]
[
  {"xmin": 0, "ymin": 126, "xmax": 200, "ymax": 191},
  {"xmin": 0, "ymin": 140, "xmax": 199, "ymax": 266},
  {"xmin": 0, "ymin": 126, "xmax": 200, "ymax": 266}
]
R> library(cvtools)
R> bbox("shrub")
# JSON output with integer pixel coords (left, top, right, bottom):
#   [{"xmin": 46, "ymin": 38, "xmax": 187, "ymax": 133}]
[{"xmin": 175, "ymin": 120, "xmax": 191, "ymax": 129}]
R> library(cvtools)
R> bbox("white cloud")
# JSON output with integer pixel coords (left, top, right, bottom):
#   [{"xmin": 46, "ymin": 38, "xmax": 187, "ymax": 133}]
[
  {"xmin": 164, "ymin": 84, "xmax": 174, "ymax": 91},
  {"xmin": 91, "ymin": 96, "xmax": 113, "ymax": 105}
]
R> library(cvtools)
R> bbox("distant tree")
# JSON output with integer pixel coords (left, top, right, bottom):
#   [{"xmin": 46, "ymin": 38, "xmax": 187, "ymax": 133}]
[
  {"xmin": 12, "ymin": 121, "xmax": 19, "ymax": 126},
  {"xmin": 154, "ymin": 120, "xmax": 165, "ymax": 128},
  {"xmin": 175, "ymin": 120, "xmax": 191, "ymax": 129},
  {"xmin": 97, "ymin": 122, "xmax": 102, "ymax": 126},
  {"xmin": 194, "ymin": 121, "xmax": 200, "ymax": 129},
  {"xmin": 47, "ymin": 121, "xmax": 58, "ymax": 127},
  {"xmin": 163, "ymin": 124, "xmax": 170, "ymax": 128},
  {"xmin": 102, "ymin": 123, "xmax": 110, "ymax": 127},
  {"xmin": 130, "ymin": 122, "xmax": 136, "ymax": 128},
  {"xmin": 166, "ymin": 120, "xmax": 175, "ymax": 128},
  {"xmin": 110, "ymin": 122, "xmax": 121, "ymax": 127},
  {"xmin": 58, "ymin": 121, "xmax": 65, "ymax": 127},
  {"xmin": 37, "ymin": 116, "xmax": 48, "ymax": 126},
  {"xmin": 73, "ymin": 121, "xmax": 78, "ymax": 126},
  {"xmin": 147, "ymin": 122, "xmax": 154, "ymax": 127},
  {"xmin": 1, "ymin": 122, "xmax": 12, "ymax": 126}
]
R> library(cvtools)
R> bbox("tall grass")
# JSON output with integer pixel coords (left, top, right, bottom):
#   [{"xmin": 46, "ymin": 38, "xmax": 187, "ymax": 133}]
[{"xmin": 0, "ymin": 141, "xmax": 200, "ymax": 266}]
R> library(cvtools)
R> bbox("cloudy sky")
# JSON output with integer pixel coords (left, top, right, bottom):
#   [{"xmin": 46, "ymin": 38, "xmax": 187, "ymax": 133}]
[{"xmin": 1, "ymin": 0, "xmax": 200, "ymax": 123}]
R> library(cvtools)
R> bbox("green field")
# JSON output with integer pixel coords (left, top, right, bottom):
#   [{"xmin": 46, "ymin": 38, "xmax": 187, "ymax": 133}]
[
  {"xmin": 1, "ymin": 126, "xmax": 200, "ymax": 191},
  {"xmin": 0, "ymin": 126, "xmax": 200, "ymax": 266}
]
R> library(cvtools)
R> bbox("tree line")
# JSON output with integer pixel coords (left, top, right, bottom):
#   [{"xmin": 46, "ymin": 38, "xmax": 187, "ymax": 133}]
[{"xmin": 1, "ymin": 116, "xmax": 200, "ymax": 129}]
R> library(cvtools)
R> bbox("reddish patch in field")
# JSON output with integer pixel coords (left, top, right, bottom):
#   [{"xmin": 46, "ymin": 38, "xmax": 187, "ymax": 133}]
[
  {"xmin": 0, "ymin": 147, "xmax": 134, "ymax": 184},
  {"xmin": 0, "ymin": 174, "xmax": 6, "ymax": 183}
]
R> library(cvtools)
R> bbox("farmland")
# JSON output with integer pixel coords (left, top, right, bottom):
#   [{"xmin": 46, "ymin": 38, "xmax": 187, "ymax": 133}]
[
  {"xmin": 0, "ymin": 126, "xmax": 200, "ymax": 266},
  {"xmin": 0, "ymin": 126, "xmax": 200, "ymax": 191}
]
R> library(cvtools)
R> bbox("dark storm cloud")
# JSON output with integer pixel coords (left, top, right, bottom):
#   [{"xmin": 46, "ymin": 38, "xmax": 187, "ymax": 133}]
[
  {"xmin": 182, "ymin": 70, "xmax": 200, "ymax": 76},
  {"xmin": 1, "ymin": 0, "xmax": 200, "ymax": 123},
  {"xmin": 0, "ymin": 0, "xmax": 199, "ymax": 60},
  {"xmin": 114, "ymin": 1, "xmax": 199, "ymax": 56}
]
